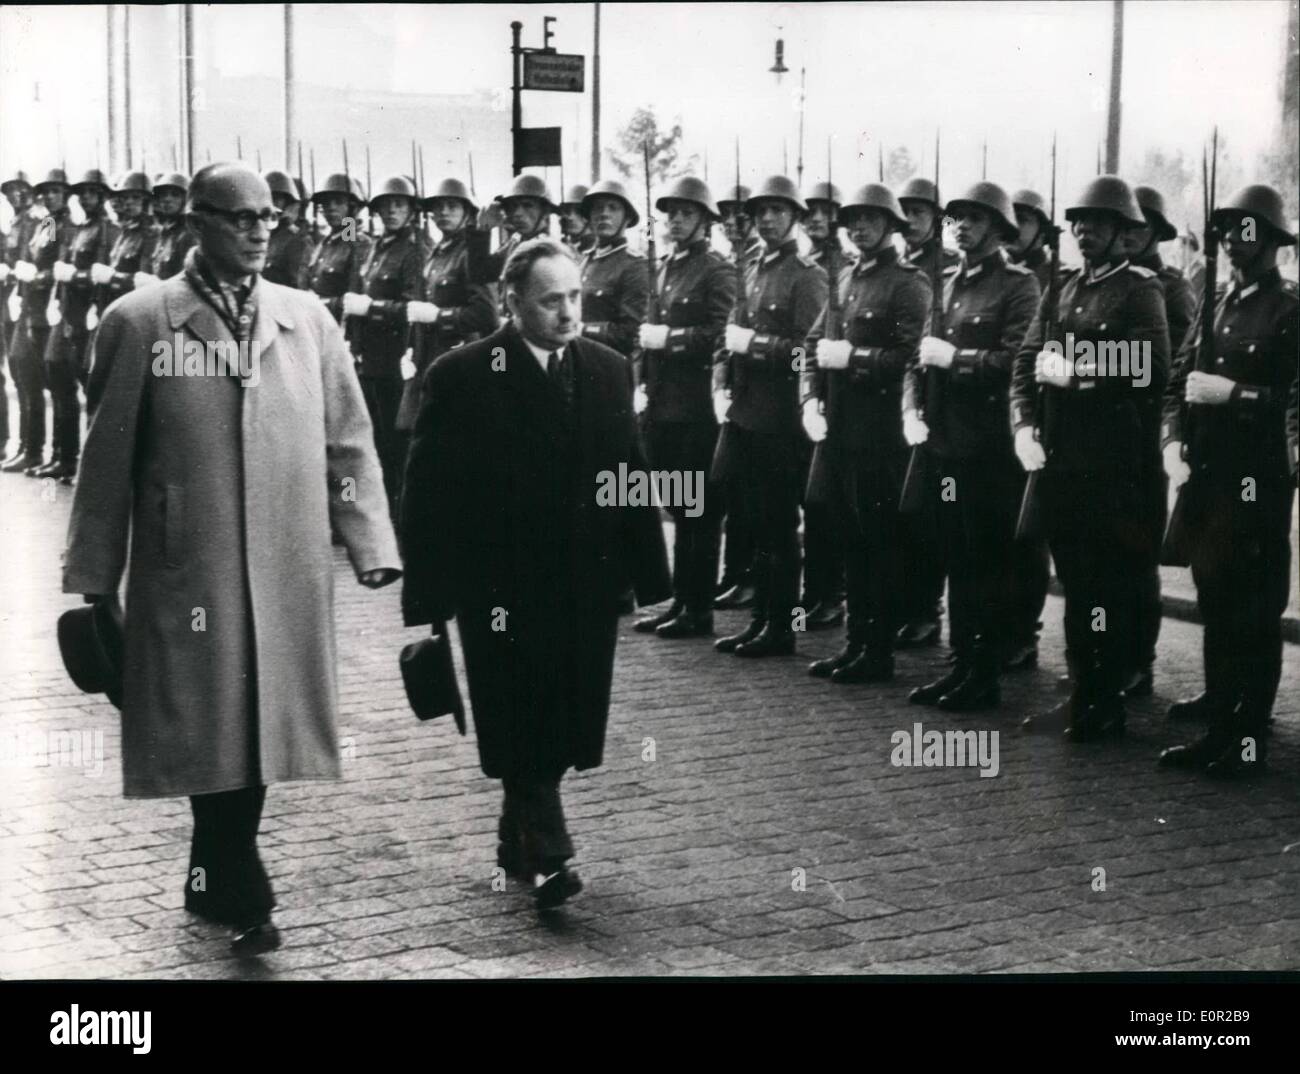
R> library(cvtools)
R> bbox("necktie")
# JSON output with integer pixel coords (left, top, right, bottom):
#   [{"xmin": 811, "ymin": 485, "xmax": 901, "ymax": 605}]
[{"xmin": 547, "ymin": 348, "xmax": 573, "ymax": 410}]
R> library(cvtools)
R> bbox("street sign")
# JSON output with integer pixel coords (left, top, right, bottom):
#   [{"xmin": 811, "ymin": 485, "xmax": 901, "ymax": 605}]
[
  {"xmin": 517, "ymin": 126, "xmax": 562, "ymax": 168},
  {"xmin": 522, "ymin": 51, "xmax": 585, "ymax": 93}
]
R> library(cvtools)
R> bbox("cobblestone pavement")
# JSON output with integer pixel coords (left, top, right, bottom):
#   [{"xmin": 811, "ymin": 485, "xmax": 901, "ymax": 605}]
[{"xmin": 1, "ymin": 472, "xmax": 1297, "ymax": 980}]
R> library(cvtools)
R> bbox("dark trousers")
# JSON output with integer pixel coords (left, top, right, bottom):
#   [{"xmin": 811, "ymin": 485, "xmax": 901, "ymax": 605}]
[
  {"xmin": 727, "ymin": 426, "xmax": 802, "ymax": 630},
  {"xmin": 1044, "ymin": 469, "xmax": 1148, "ymax": 705},
  {"xmin": 0, "ymin": 318, "xmax": 10, "ymax": 449},
  {"xmin": 937, "ymin": 455, "xmax": 1020, "ymax": 661},
  {"xmin": 1189, "ymin": 477, "xmax": 1294, "ymax": 729},
  {"xmin": 1132, "ymin": 468, "xmax": 1168, "ymax": 672},
  {"xmin": 899, "ymin": 477, "xmax": 945, "ymax": 628},
  {"xmin": 500, "ymin": 775, "xmax": 573, "ymax": 867},
  {"xmin": 836, "ymin": 451, "xmax": 905, "ymax": 655},
  {"xmin": 9, "ymin": 320, "xmax": 49, "ymax": 456},
  {"xmin": 44, "ymin": 327, "xmax": 85, "ymax": 468},
  {"xmin": 800, "ymin": 439, "xmax": 845, "ymax": 605},
  {"xmin": 1007, "ymin": 468, "xmax": 1050, "ymax": 645},
  {"xmin": 358, "ymin": 374, "xmax": 406, "ymax": 517},
  {"xmin": 185, "ymin": 785, "xmax": 274, "ymax": 927},
  {"xmin": 644, "ymin": 419, "xmax": 723, "ymax": 612},
  {"xmin": 721, "ymin": 504, "xmax": 754, "ymax": 588}
]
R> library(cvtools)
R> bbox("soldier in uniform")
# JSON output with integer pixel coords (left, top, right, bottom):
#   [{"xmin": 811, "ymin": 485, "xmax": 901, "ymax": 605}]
[
  {"xmin": 714, "ymin": 175, "xmax": 828, "ymax": 658},
  {"xmin": 1, "ymin": 171, "xmax": 41, "ymax": 467},
  {"xmin": 804, "ymin": 183, "xmax": 928, "ymax": 682},
  {"xmin": 304, "ymin": 174, "xmax": 372, "ymax": 328},
  {"xmin": 91, "ymin": 171, "xmax": 156, "ymax": 317},
  {"xmin": 713, "ymin": 183, "xmax": 761, "ymax": 610},
  {"xmin": 797, "ymin": 182, "xmax": 849, "ymax": 632},
  {"xmin": 559, "ymin": 185, "xmax": 595, "ymax": 255},
  {"xmin": 261, "ymin": 170, "xmax": 315, "ymax": 288},
  {"xmin": 6, "ymin": 169, "xmax": 73, "ymax": 476},
  {"xmin": 895, "ymin": 176, "xmax": 956, "ymax": 650},
  {"xmin": 1159, "ymin": 184, "xmax": 1298, "ymax": 777},
  {"xmin": 1008, "ymin": 189, "xmax": 1055, "ymax": 292},
  {"xmin": 575, "ymin": 180, "xmax": 649, "ymax": 361},
  {"xmin": 466, "ymin": 174, "xmax": 556, "ymax": 300},
  {"xmin": 903, "ymin": 182, "xmax": 1040, "ymax": 708},
  {"xmin": 147, "ymin": 172, "xmax": 194, "ymax": 281},
  {"xmin": 43, "ymin": 169, "xmax": 118, "ymax": 483},
  {"xmin": 633, "ymin": 177, "xmax": 736, "ymax": 638},
  {"xmin": 342, "ymin": 175, "xmax": 425, "ymax": 518},
  {"xmin": 1012, "ymin": 176, "xmax": 1170, "ymax": 741},
  {"xmin": 398, "ymin": 177, "xmax": 499, "ymax": 434}
]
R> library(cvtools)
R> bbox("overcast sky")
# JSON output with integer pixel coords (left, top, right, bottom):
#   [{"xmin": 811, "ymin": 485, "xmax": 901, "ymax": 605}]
[{"xmin": 1, "ymin": 1, "xmax": 1292, "ymax": 200}]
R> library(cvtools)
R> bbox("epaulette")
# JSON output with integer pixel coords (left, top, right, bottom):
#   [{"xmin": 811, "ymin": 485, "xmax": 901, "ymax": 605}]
[
  {"xmin": 703, "ymin": 249, "xmax": 730, "ymax": 266},
  {"xmin": 1126, "ymin": 264, "xmax": 1158, "ymax": 279},
  {"xmin": 941, "ymin": 263, "xmax": 960, "ymax": 276},
  {"xmin": 796, "ymin": 253, "xmax": 819, "ymax": 269},
  {"xmin": 898, "ymin": 260, "xmax": 922, "ymax": 272},
  {"xmin": 1004, "ymin": 260, "xmax": 1033, "ymax": 275}
]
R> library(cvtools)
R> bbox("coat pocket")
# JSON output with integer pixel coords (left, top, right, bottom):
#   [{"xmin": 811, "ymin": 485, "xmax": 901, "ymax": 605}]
[{"xmin": 163, "ymin": 484, "xmax": 185, "ymax": 569}]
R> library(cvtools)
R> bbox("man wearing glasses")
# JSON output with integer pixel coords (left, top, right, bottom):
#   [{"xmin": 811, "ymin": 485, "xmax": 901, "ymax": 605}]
[{"xmin": 66, "ymin": 162, "xmax": 401, "ymax": 955}]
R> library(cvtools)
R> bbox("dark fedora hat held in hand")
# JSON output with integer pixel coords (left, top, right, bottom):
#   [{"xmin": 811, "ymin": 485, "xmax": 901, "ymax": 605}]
[
  {"xmin": 400, "ymin": 626, "xmax": 466, "ymax": 734},
  {"xmin": 57, "ymin": 595, "xmax": 125, "ymax": 709}
]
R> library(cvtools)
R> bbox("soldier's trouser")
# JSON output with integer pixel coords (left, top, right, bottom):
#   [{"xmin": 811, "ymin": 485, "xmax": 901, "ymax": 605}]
[
  {"xmin": 500, "ymin": 773, "xmax": 573, "ymax": 867},
  {"xmin": 800, "ymin": 437, "xmax": 845, "ymax": 605},
  {"xmin": 0, "ymin": 321, "xmax": 9, "ymax": 449},
  {"xmin": 721, "ymin": 499, "xmax": 754, "ymax": 588},
  {"xmin": 836, "ymin": 451, "xmax": 905, "ymax": 656},
  {"xmin": 1130, "ymin": 466, "xmax": 1167, "ymax": 672},
  {"xmin": 1043, "ymin": 469, "xmax": 1147, "ymax": 705},
  {"xmin": 186, "ymin": 785, "xmax": 274, "ymax": 927},
  {"xmin": 728, "ymin": 426, "xmax": 802, "ymax": 630},
  {"xmin": 358, "ymin": 374, "xmax": 405, "ymax": 515},
  {"xmin": 644, "ymin": 419, "xmax": 722, "ymax": 612},
  {"xmin": 1007, "ymin": 468, "xmax": 1051, "ymax": 644},
  {"xmin": 9, "ymin": 320, "xmax": 49, "ymax": 456},
  {"xmin": 1187, "ymin": 475, "xmax": 1294, "ymax": 729},
  {"xmin": 937, "ymin": 454, "xmax": 1020, "ymax": 661},
  {"xmin": 44, "ymin": 326, "xmax": 85, "ymax": 468},
  {"xmin": 899, "ymin": 475, "xmax": 945, "ymax": 628}
]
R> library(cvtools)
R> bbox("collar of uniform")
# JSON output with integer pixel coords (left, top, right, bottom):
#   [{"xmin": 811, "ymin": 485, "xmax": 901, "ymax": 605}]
[
  {"xmin": 904, "ymin": 235, "xmax": 937, "ymax": 263},
  {"xmin": 1017, "ymin": 244, "xmax": 1048, "ymax": 268},
  {"xmin": 959, "ymin": 247, "xmax": 1004, "ymax": 280},
  {"xmin": 762, "ymin": 237, "xmax": 799, "ymax": 265},
  {"xmin": 590, "ymin": 237, "xmax": 628, "ymax": 260},
  {"xmin": 741, "ymin": 238, "xmax": 763, "ymax": 260},
  {"xmin": 853, "ymin": 244, "xmax": 897, "ymax": 275},
  {"xmin": 1134, "ymin": 252, "xmax": 1164, "ymax": 272},
  {"xmin": 1084, "ymin": 258, "xmax": 1128, "ymax": 284},
  {"xmin": 1228, "ymin": 266, "xmax": 1280, "ymax": 304},
  {"xmin": 674, "ymin": 237, "xmax": 709, "ymax": 260},
  {"xmin": 434, "ymin": 230, "xmax": 465, "ymax": 255}
]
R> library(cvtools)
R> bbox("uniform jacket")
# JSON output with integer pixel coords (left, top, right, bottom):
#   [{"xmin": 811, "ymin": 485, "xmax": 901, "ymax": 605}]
[
  {"xmin": 1011, "ymin": 258, "xmax": 1171, "ymax": 474},
  {"xmin": 579, "ymin": 238, "xmax": 650, "ymax": 358},
  {"xmin": 24, "ymin": 208, "xmax": 73, "ymax": 325},
  {"xmin": 1007, "ymin": 243, "xmax": 1053, "ymax": 294},
  {"xmin": 399, "ymin": 323, "xmax": 671, "ymax": 779},
  {"xmin": 903, "ymin": 248, "xmax": 1040, "ymax": 460},
  {"xmin": 904, "ymin": 234, "xmax": 960, "ymax": 278},
  {"xmin": 262, "ymin": 220, "xmax": 316, "ymax": 289},
  {"xmin": 98, "ymin": 218, "xmax": 157, "ymax": 310},
  {"xmin": 63, "ymin": 271, "xmax": 400, "ymax": 797},
  {"xmin": 149, "ymin": 218, "xmax": 194, "ymax": 280},
  {"xmin": 3, "ymin": 206, "xmax": 44, "ymax": 335},
  {"xmin": 351, "ymin": 226, "xmax": 425, "ymax": 378},
  {"xmin": 305, "ymin": 226, "xmax": 373, "ymax": 324},
  {"xmin": 413, "ymin": 229, "xmax": 499, "ymax": 369},
  {"xmin": 721, "ymin": 237, "xmax": 828, "ymax": 435},
  {"xmin": 60, "ymin": 211, "xmax": 119, "ymax": 333},
  {"xmin": 643, "ymin": 238, "xmax": 736, "ymax": 424},
  {"xmin": 806, "ymin": 244, "xmax": 929, "ymax": 464}
]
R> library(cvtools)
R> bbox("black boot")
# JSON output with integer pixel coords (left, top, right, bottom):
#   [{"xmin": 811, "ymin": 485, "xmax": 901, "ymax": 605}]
[
  {"xmin": 634, "ymin": 601, "xmax": 682, "ymax": 634},
  {"xmin": 734, "ymin": 622, "xmax": 795, "ymax": 658},
  {"xmin": 909, "ymin": 661, "xmax": 969, "ymax": 706},
  {"xmin": 808, "ymin": 641, "xmax": 864, "ymax": 679},
  {"xmin": 831, "ymin": 649, "xmax": 894, "ymax": 684},
  {"xmin": 1064, "ymin": 696, "xmax": 1127, "ymax": 743},
  {"xmin": 715, "ymin": 617, "xmax": 765, "ymax": 653},
  {"xmin": 1021, "ymin": 697, "xmax": 1075, "ymax": 734},
  {"xmin": 805, "ymin": 599, "xmax": 846, "ymax": 631},
  {"xmin": 29, "ymin": 458, "xmax": 63, "ymax": 479},
  {"xmin": 714, "ymin": 582, "xmax": 756, "ymax": 610},
  {"xmin": 1, "ymin": 451, "xmax": 40, "ymax": 474},
  {"xmin": 656, "ymin": 608, "xmax": 714, "ymax": 638},
  {"xmin": 1120, "ymin": 664, "xmax": 1154, "ymax": 699},
  {"xmin": 1167, "ymin": 691, "xmax": 1228, "ymax": 723},
  {"xmin": 1002, "ymin": 638, "xmax": 1039, "ymax": 672},
  {"xmin": 938, "ymin": 640, "xmax": 1001, "ymax": 711},
  {"xmin": 894, "ymin": 619, "xmax": 940, "ymax": 649}
]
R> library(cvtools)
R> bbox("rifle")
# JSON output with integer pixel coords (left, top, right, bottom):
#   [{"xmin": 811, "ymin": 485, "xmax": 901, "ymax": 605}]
[
  {"xmin": 411, "ymin": 140, "xmax": 424, "ymax": 238},
  {"xmin": 1014, "ymin": 134, "xmax": 1061, "ymax": 542},
  {"xmin": 878, "ymin": 143, "xmax": 884, "ymax": 183},
  {"xmin": 640, "ymin": 140, "xmax": 661, "ymax": 416},
  {"xmin": 365, "ymin": 145, "xmax": 377, "ymax": 236},
  {"xmin": 900, "ymin": 131, "xmax": 942, "ymax": 514},
  {"xmin": 298, "ymin": 140, "xmax": 314, "ymax": 233},
  {"xmin": 1161, "ymin": 128, "xmax": 1217, "ymax": 566},
  {"xmin": 709, "ymin": 138, "xmax": 745, "ymax": 486},
  {"xmin": 805, "ymin": 137, "xmax": 837, "ymax": 505}
]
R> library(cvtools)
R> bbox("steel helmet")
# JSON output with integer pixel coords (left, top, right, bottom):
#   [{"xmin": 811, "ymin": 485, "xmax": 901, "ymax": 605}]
[
  {"xmin": 497, "ymin": 174, "xmax": 557, "ymax": 214},
  {"xmin": 312, "ymin": 172, "xmax": 354, "ymax": 203},
  {"xmin": 840, "ymin": 183, "xmax": 909, "ymax": 231},
  {"xmin": 262, "ymin": 169, "xmax": 299, "ymax": 202},
  {"xmin": 655, "ymin": 176, "xmax": 721, "ymax": 220},
  {"xmin": 802, "ymin": 181, "xmax": 843, "ymax": 209},
  {"xmin": 716, "ymin": 184, "xmax": 751, "ymax": 215},
  {"xmin": 34, "ymin": 167, "xmax": 70, "ymax": 193},
  {"xmin": 1212, "ymin": 184, "xmax": 1297, "ymax": 246},
  {"xmin": 368, "ymin": 174, "xmax": 417, "ymax": 211},
  {"xmin": 113, "ymin": 171, "xmax": 154, "ymax": 197},
  {"xmin": 1064, "ymin": 175, "xmax": 1145, "ymax": 228},
  {"xmin": 1011, "ymin": 188, "xmax": 1050, "ymax": 226},
  {"xmin": 898, "ymin": 177, "xmax": 940, "ymax": 209},
  {"xmin": 745, "ymin": 174, "xmax": 806, "ymax": 215},
  {"xmin": 1, "ymin": 170, "xmax": 32, "ymax": 197},
  {"xmin": 423, "ymin": 177, "xmax": 477, "ymax": 215},
  {"xmin": 945, "ymin": 181, "xmax": 1018, "ymax": 240},
  {"xmin": 151, "ymin": 171, "xmax": 189, "ymax": 195},
  {"xmin": 1132, "ymin": 185, "xmax": 1177, "ymax": 242},
  {"xmin": 72, "ymin": 169, "xmax": 112, "ymax": 194},
  {"xmin": 580, "ymin": 178, "xmax": 639, "ymax": 227},
  {"xmin": 559, "ymin": 184, "xmax": 589, "ymax": 211}
]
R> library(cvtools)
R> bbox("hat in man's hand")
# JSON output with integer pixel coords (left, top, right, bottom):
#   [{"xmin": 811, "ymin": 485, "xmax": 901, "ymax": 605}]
[
  {"xmin": 57, "ymin": 596, "xmax": 124, "ymax": 709},
  {"xmin": 400, "ymin": 628, "xmax": 466, "ymax": 734}
]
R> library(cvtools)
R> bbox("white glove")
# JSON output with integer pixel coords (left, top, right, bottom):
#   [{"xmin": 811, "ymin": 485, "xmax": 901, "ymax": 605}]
[
  {"xmin": 802, "ymin": 399, "xmax": 827, "ymax": 443},
  {"xmin": 0, "ymin": 263, "xmax": 10, "ymax": 283},
  {"xmin": 45, "ymin": 297, "xmax": 62, "ymax": 327},
  {"xmin": 633, "ymin": 385, "xmax": 649, "ymax": 415},
  {"xmin": 713, "ymin": 389, "xmax": 731, "ymax": 424},
  {"xmin": 51, "ymin": 261, "xmax": 75, "ymax": 283},
  {"xmin": 724, "ymin": 324, "xmax": 755, "ymax": 355},
  {"xmin": 406, "ymin": 300, "xmax": 440, "ymax": 324},
  {"xmin": 342, "ymin": 292, "xmax": 372, "ymax": 317},
  {"xmin": 1034, "ymin": 349, "xmax": 1073, "ymax": 388},
  {"xmin": 903, "ymin": 410, "xmax": 930, "ymax": 447},
  {"xmin": 638, "ymin": 323, "xmax": 670, "ymax": 351},
  {"xmin": 85, "ymin": 306, "xmax": 99, "ymax": 331},
  {"xmin": 399, "ymin": 348, "xmax": 416, "ymax": 381},
  {"xmin": 89, "ymin": 263, "xmax": 115, "ymax": 285},
  {"xmin": 816, "ymin": 338, "xmax": 853, "ymax": 371},
  {"xmin": 7, "ymin": 292, "xmax": 21, "ymax": 320},
  {"xmin": 919, "ymin": 336, "xmax": 956, "ymax": 369},
  {"xmin": 133, "ymin": 271, "xmax": 160, "ymax": 290},
  {"xmin": 1015, "ymin": 426, "xmax": 1047, "ymax": 472},
  {"xmin": 13, "ymin": 260, "xmax": 37, "ymax": 283},
  {"xmin": 1163, "ymin": 441, "xmax": 1190, "ymax": 490}
]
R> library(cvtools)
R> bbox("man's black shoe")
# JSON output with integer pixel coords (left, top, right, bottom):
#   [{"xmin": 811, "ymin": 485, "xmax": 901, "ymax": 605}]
[
  {"xmin": 656, "ymin": 609, "xmax": 713, "ymax": 638},
  {"xmin": 1055, "ymin": 673, "xmax": 1073, "ymax": 694},
  {"xmin": 231, "ymin": 920, "xmax": 282, "ymax": 956},
  {"xmin": 2, "ymin": 452, "xmax": 41, "ymax": 473},
  {"xmin": 29, "ymin": 459, "xmax": 63, "ymax": 479},
  {"xmin": 734, "ymin": 625, "xmax": 795, "ymax": 658},
  {"xmin": 937, "ymin": 674, "xmax": 1000, "ymax": 712},
  {"xmin": 831, "ymin": 650, "xmax": 894, "ymax": 684},
  {"xmin": 1064, "ymin": 701, "xmax": 1127, "ymax": 743},
  {"xmin": 534, "ymin": 865, "xmax": 582, "ymax": 910},
  {"xmin": 714, "ymin": 583, "xmax": 756, "ymax": 610},
  {"xmin": 808, "ymin": 642, "xmax": 863, "ymax": 679},
  {"xmin": 715, "ymin": 618, "xmax": 765, "ymax": 653},
  {"xmin": 1002, "ymin": 641, "xmax": 1039, "ymax": 671},
  {"xmin": 496, "ymin": 840, "xmax": 528, "ymax": 879},
  {"xmin": 909, "ymin": 663, "xmax": 968, "ymax": 706},
  {"xmin": 1167, "ymin": 692, "xmax": 1224, "ymax": 723},
  {"xmin": 634, "ymin": 602, "xmax": 682, "ymax": 634},
  {"xmin": 1121, "ymin": 665, "xmax": 1154, "ymax": 699},
  {"xmin": 1022, "ymin": 698, "xmax": 1073, "ymax": 733},
  {"xmin": 805, "ymin": 600, "xmax": 845, "ymax": 631},
  {"xmin": 894, "ymin": 619, "xmax": 940, "ymax": 649}
]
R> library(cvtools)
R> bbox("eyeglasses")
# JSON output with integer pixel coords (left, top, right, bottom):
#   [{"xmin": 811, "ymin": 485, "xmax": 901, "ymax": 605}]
[{"xmin": 192, "ymin": 204, "xmax": 281, "ymax": 232}]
